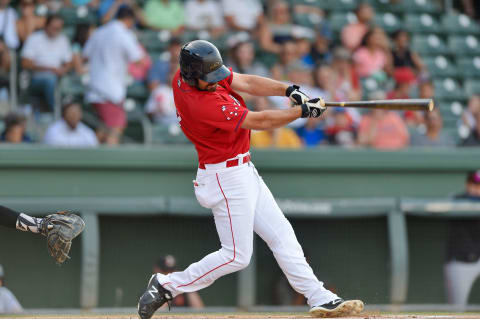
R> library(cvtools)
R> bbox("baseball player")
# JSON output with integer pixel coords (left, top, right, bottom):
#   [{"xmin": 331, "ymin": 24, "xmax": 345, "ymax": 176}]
[
  {"xmin": 0, "ymin": 205, "xmax": 85, "ymax": 264},
  {"xmin": 138, "ymin": 40, "xmax": 364, "ymax": 318}
]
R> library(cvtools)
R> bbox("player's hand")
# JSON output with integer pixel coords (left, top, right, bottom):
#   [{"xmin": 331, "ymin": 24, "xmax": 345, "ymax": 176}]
[
  {"xmin": 286, "ymin": 85, "xmax": 309, "ymax": 105},
  {"xmin": 300, "ymin": 98, "xmax": 326, "ymax": 118}
]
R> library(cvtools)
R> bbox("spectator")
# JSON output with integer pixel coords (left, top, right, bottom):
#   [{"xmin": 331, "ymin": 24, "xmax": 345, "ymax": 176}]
[
  {"xmin": 329, "ymin": 47, "xmax": 362, "ymax": 125},
  {"xmin": 221, "ymin": 0, "xmax": 263, "ymax": 33},
  {"xmin": 444, "ymin": 170, "xmax": 480, "ymax": 311},
  {"xmin": 353, "ymin": 27, "xmax": 393, "ymax": 79},
  {"xmin": 153, "ymin": 255, "xmax": 204, "ymax": 308},
  {"xmin": 43, "ymin": 102, "xmax": 98, "ymax": 147},
  {"xmin": 391, "ymin": 30, "xmax": 424, "ymax": 74},
  {"xmin": 227, "ymin": 33, "xmax": 269, "ymax": 77},
  {"xmin": 460, "ymin": 112, "xmax": 480, "ymax": 147},
  {"xmin": 128, "ymin": 44, "xmax": 151, "ymax": 84},
  {"xmin": 387, "ymin": 67, "xmax": 416, "ymax": 100},
  {"xmin": 147, "ymin": 37, "xmax": 181, "ymax": 91},
  {"xmin": 0, "ymin": 264, "xmax": 22, "ymax": 314},
  {"xmin": 184, "ymin": 0, "xmax": 224, "ymax": 37},
  {"xmin": 0, "ymin": 39, "xmax": 10, "ymax": 91},
  {"xmin": 410, "ymin": 108, "xmax": 455, "ymax": 147},
  {"xmin": 405, "ymin": 79, "xmax": 435, "ymax": 127},
  {"xmin": 251, "ymin": 127, "xmax": 303, "ymax": 148},
  {"xmin": 21, "ymin": 14, "xmax": 72, "ymax": 111},
  {"xmin": 98, "ymin": 0, "xmax": 146, "ymax": 25},
  {"xmin": 294, "ymin": 31, "xmax": 315, "ymax": 68},
  {"xmin": 16, "ymin": 0, "xmax": 46, "ymax": 45},
  {"xmin": 83, "ymin": 6, "xmax": 144, "ymax": 145},
  {"xmin": 326, "ymin": 109, "xmax": 356, "ymax": 147},
  {"xmin": 309, "ymin": 24, "xmax": 333, "ymax": 66},
  {"xmin": 329, "ymin": 47, "xmax": 361, "ymax": 101},
  {"xmin": 357, "ymin": 107, "xmax": 409, "ymax": 149},
  {"xmin": 0, "ymin": 113, "xmax": 32, "ymax": 143},
  {"xmin": 145, "ymin": 70, "xmax": 177, "ymax": 125},
  {"xmin": 461, "ymin": 95, "xmax": 480, "ymax": 131},
  {"xmin": 341, "ymin": 2, "xmax": 374, "ymax": 52},
  {"xmin": 143, "ymin": 0, "xmax": 184, "ymax": 34},
  {"xmin": 295, "ymin": 117, "xmax": 326, "ymax": 147},
  {"xmin": 271, "ymin": 40, "xmax": 300, "ymax": 81},
  {"xmin": 72, "ymin": 23, "xmax": 94, "ymax": 75},
  {"xmin": 259, "ymin": 1, "xmax": 311, "ymax": 54},
  {"xmin": 0, "ymin": 0, "xmax": 19, "ymax": 50}
]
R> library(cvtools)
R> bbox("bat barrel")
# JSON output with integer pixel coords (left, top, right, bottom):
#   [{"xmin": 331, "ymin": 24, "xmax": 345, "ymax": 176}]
[{"xmin": 326, "ymin": 99, "xmax": 434, "ymax": 112}]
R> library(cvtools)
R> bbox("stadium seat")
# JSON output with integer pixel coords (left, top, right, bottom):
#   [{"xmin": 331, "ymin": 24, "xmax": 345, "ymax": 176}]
[
  {"xmin": 456, "ymin": 57, "xmax": 480, "ymax": 78},
  {"xmin": 289, "ymin": 0, "xmax": 330, "ymax": 10},
  {"xmin": 464, "ymin": 79, "xmax": 480, "ymax": 96},
  {"xmin": 373, "ymin": 12, "xmax": 400, "ymax": 33},
  {"xmin": 411, "ymin": 35, "xmax": 449, "ymax": 56},
  {"xmin": 448, "ymin": 35, "xmax": 480, "ymax": 56},
  {"xmin": 423, "ymin": 56, "xmax": 458, "ymax": 78},
  {"xmin": 293, "ymin": 13, "xmax": 324, "ymax": 29},
  {"xmin": 399, "ymin": 0, "xmax": 441, "ymax": 14},
  {"xmin": 442, "ymin": 13, "xmax": 480, "ymax": 35},
  {"xmin": 367, "ymin": 0, "xmax": 403, "ymax": 13},
  {"xmin": 137, "ymin": 30, "xmax": 170, "ymax": 52},
  {"xmin": 327, "ymin": 0, "xmax": 357, "ymax": 12},
  {"xmin": 329, "ymin": 12, "xmax": 357, "ymax": 34},
  {"xmin": 59, "ymin": 74, "xmax": 86, "ymax": 98},
  {"xmin": 151, "ymin": 123, "xmax": 190, "ymax": 144},
  {"xmin": 433, "ymin": 78, "xmax": 466, "ymax": 101},
  {"xmin": 58, "ymin": 6, "xmax": 97, "ymax": 27},
  {"xmin": 127, "ymin": 82, "xmax": 149, "ymax": 101},
  {"xmin": 404, "ymin": 14, "xmax": 441, "ymax": 34}
]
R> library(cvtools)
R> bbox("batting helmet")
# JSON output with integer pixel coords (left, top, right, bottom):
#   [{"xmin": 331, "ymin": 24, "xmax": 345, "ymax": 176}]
[{"xmin": 180, "ymin": 40, "xmax": 231, "ymax": 86}]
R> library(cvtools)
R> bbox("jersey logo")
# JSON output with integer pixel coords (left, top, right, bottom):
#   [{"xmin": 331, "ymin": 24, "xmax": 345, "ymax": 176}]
[
  {"xmin": 177, "ymin": 79, "xmax": 181, "ymax": 87},
  {"xmin": 221, "ymin": 105, "xmax": 239, "ymax": 121}
]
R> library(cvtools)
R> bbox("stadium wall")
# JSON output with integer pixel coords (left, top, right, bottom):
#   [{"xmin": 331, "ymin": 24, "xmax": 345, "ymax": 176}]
[{"xmin": 0, "ymin": 145, "xmax": 479, "ymax": 309}]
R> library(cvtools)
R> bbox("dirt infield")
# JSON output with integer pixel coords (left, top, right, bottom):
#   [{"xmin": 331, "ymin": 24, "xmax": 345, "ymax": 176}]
[{"xmin": 3, "ymin": 313, "xmax": 480, "ymax": 319}]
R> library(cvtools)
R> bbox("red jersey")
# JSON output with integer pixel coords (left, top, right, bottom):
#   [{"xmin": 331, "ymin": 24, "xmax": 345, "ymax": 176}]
[{"xmin": 172, "ymin": 69, "xmax": 250, "ymax": 165}]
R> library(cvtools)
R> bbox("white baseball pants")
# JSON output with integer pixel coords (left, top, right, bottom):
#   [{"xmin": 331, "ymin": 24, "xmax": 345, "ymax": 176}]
[
  {"xmin": 444, "ymin": 258, "xmax": 480, "ymax": 309},
  {"xmin": 156, "ymin": 158, "xmax": 338, "ymax": 307}
]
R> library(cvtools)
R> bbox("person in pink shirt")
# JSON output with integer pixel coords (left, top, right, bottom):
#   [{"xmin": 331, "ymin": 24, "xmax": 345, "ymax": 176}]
[
  {"xmin": 353, "ymin": 27, "xmax": 393, "ymax": 79},
  {"xmin": 341, "ymin": 3, "xmax": 374, "ymax": 52},
  {"xmin": 357, "ymin": 108, "xmax": 409, "ymax": 149}
]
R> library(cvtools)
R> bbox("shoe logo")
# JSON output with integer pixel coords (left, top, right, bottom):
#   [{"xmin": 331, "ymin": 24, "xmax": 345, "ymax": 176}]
[{"xmin": 148, "ymin": 285, "xmax": 158, "ymax": 298}]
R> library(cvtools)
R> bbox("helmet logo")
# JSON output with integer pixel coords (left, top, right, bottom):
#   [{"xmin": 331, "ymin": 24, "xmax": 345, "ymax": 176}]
[{"xmin": 210, "ymin": 61, "xmax": 221, "ymax": 71}]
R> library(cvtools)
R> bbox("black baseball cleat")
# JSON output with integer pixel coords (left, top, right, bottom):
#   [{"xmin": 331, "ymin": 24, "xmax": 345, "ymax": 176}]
[
  {"xmin": 309, "ymin": 298, "xmax": 364, "ymax": 318},
  {"xmin": 137, "ymin": 274, "xmax": 173, "ymax": 319}
]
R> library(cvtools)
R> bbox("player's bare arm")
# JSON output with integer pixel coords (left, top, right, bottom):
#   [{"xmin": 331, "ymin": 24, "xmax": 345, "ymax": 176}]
[
  {"xmin": 241, "ymin": 98, "xmax": 326, "ymax": 131},
  {"xmin": 231, "ymin": 72, "xmax": 311, "ymax": 106}
]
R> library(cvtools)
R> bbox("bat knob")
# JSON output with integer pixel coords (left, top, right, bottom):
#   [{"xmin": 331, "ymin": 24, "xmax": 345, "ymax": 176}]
[{"xmin": 428, "ymin": 99, "xmax": 435, "ymax": 112}]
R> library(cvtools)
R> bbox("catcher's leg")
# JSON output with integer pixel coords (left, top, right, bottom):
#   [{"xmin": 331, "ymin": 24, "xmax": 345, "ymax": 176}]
[{"xmin": 0, "ymin": 205, "xmax": 43, "ymax": 233}]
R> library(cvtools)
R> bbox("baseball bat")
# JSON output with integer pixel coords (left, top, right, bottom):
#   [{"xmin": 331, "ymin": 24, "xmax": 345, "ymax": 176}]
[{"xmin": 325, "ymin": 99, "xmax": 434, "ymax": 112}]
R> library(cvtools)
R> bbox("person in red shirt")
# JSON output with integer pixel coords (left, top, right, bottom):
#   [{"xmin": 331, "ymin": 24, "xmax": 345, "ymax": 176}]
[{"xmin": 138, "ymin": 40, "xmax": 364, "ymax": 319}]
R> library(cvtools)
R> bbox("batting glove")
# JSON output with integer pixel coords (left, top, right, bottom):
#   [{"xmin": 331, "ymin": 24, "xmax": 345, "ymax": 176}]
[
  {"xmin": 286, "ymin": 85, "xmax": 310, "ymax": 105},
  {"xmin": 301, "ymin": 98, "xmax": 326, "ymax": 118}
]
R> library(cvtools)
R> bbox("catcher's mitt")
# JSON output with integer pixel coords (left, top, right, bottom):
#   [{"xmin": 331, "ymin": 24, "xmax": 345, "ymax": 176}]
[{"xmin": 40, "ymin": 212, "xmax": 85, "ymax": 264}]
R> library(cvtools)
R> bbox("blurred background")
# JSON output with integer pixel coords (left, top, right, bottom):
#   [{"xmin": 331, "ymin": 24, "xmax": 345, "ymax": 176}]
[{"xmin": 1, "ymin": 0, "xmax": 480, "ymax": 314}]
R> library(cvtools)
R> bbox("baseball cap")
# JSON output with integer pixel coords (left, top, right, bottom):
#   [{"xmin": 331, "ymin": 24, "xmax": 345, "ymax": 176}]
[
  {"xmin": 156, "ymin": 255, "xmax": 176, "ymax": 272},
  {"xmin": 467, "ymin": 170, "xmax": 480, "ymax": 184},
  {"xmin": 394, "ymin": 67, "xmax": 416, "ymax": 85}
]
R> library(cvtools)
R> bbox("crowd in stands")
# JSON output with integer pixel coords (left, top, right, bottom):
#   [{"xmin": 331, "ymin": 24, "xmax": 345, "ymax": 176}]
[{"xmin": 0, "ymin": 0, "xmax": 478, "ymax": 149}]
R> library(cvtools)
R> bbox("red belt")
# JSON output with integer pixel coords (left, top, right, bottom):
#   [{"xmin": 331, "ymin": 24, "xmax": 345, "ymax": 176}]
[{"xmin": 199, "ymin": 155, "xmax": 251, "ymax": 169}]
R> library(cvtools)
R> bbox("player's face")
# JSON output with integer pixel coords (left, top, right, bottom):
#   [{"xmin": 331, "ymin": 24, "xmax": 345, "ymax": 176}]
[{"xmin": 197, "ymin": 79, "xmax": 218, "ymax": 92}]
